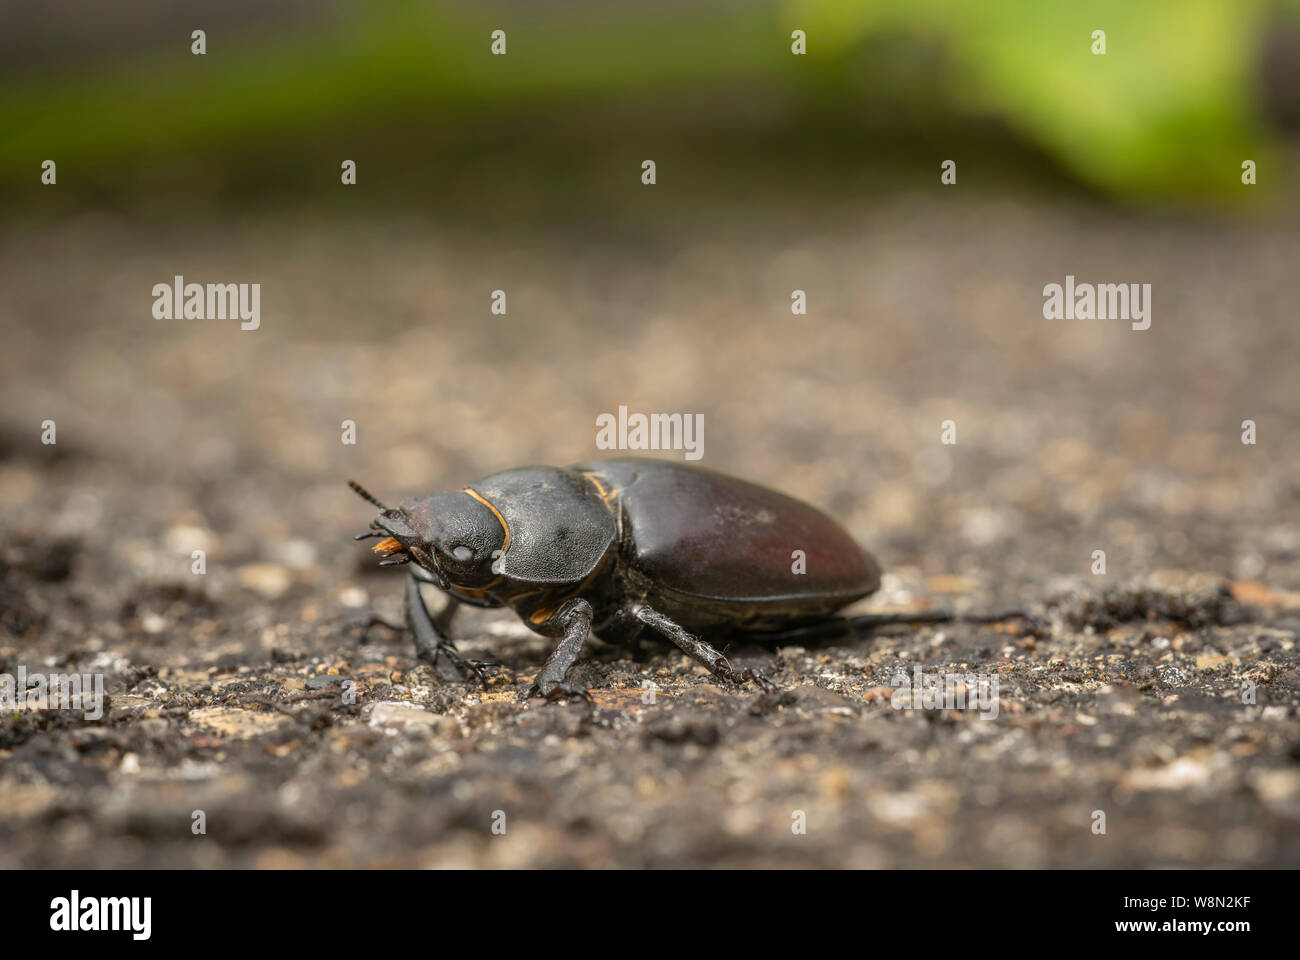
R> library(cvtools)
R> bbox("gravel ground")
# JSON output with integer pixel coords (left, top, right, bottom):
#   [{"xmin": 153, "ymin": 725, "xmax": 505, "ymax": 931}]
[{"xmin": 1, "ymin": 185, "xmax": 1298, "ymax": 868}]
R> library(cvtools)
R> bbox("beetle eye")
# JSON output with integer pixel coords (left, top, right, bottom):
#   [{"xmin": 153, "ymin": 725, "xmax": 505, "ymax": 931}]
[{"xmin": 450, "ymin": 545, "xmax": 474, "ymax": 564}]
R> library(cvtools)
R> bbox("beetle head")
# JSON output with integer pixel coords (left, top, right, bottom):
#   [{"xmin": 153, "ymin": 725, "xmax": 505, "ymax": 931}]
[{"xmin": 350, "ymin": 481, "xmax": 505, "ymax": 589}]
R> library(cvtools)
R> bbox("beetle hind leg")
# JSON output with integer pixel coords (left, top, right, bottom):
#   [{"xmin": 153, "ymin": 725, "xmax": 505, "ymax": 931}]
[
  {"xmin": 596, "ymin": 607, "xmax": 648, "ymax": 660},
  {"xmin": 629, "ymin": 604, "xmax": 776, "ymax": 693}
]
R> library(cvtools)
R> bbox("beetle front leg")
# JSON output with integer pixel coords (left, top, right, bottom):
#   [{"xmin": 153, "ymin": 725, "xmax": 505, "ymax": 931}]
[
  {"xmin": 524, "ymin": 598, "xmax": 594, "ymax": 703},
  {"xmin": 404, "ymin": 576, "xmax": 487, "ymax": 686},
  {"xmin": 629, "ymin": 604, "xmax": 776, "ymax": 692}
]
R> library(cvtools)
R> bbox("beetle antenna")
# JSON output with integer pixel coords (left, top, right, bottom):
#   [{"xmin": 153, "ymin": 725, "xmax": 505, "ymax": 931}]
[{"xmin": 347, "ymin": 480, "xmax": 389, "ymax": 511}]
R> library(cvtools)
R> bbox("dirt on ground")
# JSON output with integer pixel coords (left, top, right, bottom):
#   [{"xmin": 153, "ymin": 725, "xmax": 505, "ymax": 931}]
[{"xmin": 1, "ymin": 186, "xmax": 1298, "ymax": 868}]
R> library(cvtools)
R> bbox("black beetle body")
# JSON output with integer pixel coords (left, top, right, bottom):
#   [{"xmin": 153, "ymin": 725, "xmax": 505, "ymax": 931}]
[{"xmin": 352, "ymin": 458, "xmax": 881, "ymax": 699}]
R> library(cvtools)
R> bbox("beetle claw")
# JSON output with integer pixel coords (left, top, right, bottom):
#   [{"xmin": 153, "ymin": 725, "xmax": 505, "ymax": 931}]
[
  {"xmin": 523, "ymin": 681, "xmax": 592, "ymax": 704},
  {"xmin": 419, "ymin": 643, "xmax": 490, "ymax": 688},
  {"xmin": 715, "ymin": 664, "xmax": 776, "ymax": 693},
  {"xmin": 732, "ymin": 666, "xmax": 776, "ymax": 693},
  {"xmin": 460, "ymin": 658, "xmax": 499, "ymax": 688}
]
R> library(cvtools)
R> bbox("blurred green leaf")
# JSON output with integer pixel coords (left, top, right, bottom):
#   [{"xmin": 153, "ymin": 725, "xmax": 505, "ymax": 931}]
[{"xmin": 790, "ymin": 0, "xmax": 1278, "ymax": 203}]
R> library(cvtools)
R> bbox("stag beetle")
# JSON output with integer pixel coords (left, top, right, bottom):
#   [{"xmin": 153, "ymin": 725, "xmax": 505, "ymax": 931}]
[{"xmin": 350, "ymin": 458, "xmax": 1022, "ymax": 702}]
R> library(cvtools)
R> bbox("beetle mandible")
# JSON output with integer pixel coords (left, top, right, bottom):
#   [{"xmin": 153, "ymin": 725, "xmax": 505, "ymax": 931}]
[{"xmin": 350, "ymin": 458, "xmax": 885, "ymax": 701}]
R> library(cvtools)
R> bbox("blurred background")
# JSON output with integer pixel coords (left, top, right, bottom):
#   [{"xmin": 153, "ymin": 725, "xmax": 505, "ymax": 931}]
[
  {"xmin": 3, "ymin": 0, "xmax": 1299, "ymax": 594},
  {"xmin": 1, "ymin": 0, "xmax": 1299, "ymax": 869}
]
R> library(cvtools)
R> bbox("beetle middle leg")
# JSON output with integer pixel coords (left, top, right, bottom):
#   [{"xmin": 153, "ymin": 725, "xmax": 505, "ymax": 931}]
[
  {"xmin": 523, "ymin": 598, "xmax": 595, "ymax": 703},
  {"xmin": 629, "ymin": 604, "xmax": 775, "ymax": 692}
]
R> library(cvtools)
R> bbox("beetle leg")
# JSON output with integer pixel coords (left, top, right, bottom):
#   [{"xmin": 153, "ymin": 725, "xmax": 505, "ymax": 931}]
[
  {"xmin": 629, "ymin": 604, "xmax": 776, "ymax": 692},
  {"xmin": 523, "ymin": 598, "xmax": 594, "ymax": 702},
  {"xmin": 597, "ymin": 607, "xmax": 647, "ymax": 660},
  {"xmin": 432, "ymin": 595, "xmax": 462, "ymax": 636},
  {"xmin": 350, "ymin": 612, "xmax": 405, "ymax": 643},
  {"xmin": 405, "ymin": 575, "xmax": 486, "ymax": 686}
]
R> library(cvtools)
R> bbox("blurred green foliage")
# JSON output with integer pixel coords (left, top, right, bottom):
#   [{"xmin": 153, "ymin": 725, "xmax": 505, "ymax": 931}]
[
  {"xmin": 795, "ymin": 0, "xmax": 1284, "ymax": 203},
  {"xmin": 0, "ymin": 0, "xmax": 1291, "ymax": 209}
]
